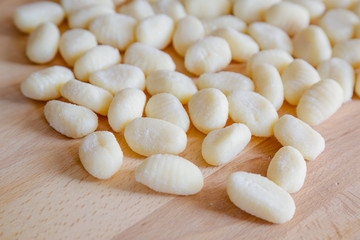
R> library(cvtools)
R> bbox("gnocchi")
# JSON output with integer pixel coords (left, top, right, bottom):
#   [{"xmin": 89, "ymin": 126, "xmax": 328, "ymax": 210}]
[
  {"xmin": 188, "ymin": 88, "xmax": 229, "ymax": 134},
  {"xmin": 44, "ymin": 100, "xmax": 98, "ymax": 138},
  {"xmin": 60, "ymin": 79, "xmax": 113, "ymax": 116},
  {"xmin": 227, "ymin": 171, "xmax": 296, "ymax": 224},
  {"xmin": 108, "ymin": 88, "xmax": 146, "ymax": 132},
  {"xmin": 21, "ymin": 66, "xmax": 74, "ymax": 101},
  {"xmin": 79, "ymin": 131, "xmax": 123, "ymax": 179},
  {"xmin": 274, "ymin": 114, "xmax": 325, "ymax": 161},
  {"xmin": 135, "ymin": 154, "xmax": 204, "ymax": 195},
  {"xmin": 145, "ymin": 93, "xmax": 190, "ymax": 132},
  {"xmin": 124, "ymin": 118, "xmax": 187, "ymax": 157},
  {"xmin": 267, "ymin": 146, "xmax": 307, "ymax": 193},
  {"xmin": 202, "ymin": 123, "xmax": 251, "ymax": 166}
]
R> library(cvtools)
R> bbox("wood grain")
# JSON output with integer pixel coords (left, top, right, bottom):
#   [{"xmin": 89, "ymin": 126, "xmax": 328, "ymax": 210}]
[{"xmin": 1, "ymin": 1, "xmax": 360, "ymax": 239}]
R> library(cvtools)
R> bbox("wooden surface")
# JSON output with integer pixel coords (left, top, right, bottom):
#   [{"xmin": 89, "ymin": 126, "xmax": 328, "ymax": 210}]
[{"xmin": 1, "ymin": 1, "xmax": 360, "ymax": 239}]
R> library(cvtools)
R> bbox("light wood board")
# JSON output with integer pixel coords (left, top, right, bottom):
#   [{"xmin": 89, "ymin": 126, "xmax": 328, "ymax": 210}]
[{"xmin": 1, "ymin": 1, "xmax": 360, "ymax": 239}]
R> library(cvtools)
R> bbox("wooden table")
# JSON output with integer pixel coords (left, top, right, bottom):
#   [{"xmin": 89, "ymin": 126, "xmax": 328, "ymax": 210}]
[{"xmin": 1, "ymin": 1, "xmax": 360, "ymax": 239}]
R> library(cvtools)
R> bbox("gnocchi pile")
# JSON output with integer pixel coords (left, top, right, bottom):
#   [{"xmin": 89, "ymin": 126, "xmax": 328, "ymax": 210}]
[{"xmin": 17, "ymin": 0, "xmax": 360, "ymax": 224}]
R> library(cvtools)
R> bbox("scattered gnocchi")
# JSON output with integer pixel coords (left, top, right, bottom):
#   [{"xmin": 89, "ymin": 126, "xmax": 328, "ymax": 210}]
[{"xmin": 16, "ymin": 0, "xmax": 359, "ymax": 226}]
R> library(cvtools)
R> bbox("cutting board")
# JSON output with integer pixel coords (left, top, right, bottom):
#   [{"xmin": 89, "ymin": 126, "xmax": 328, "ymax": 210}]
[{"xmin": 1, "ymin": 1, "xmax": 360, "ymax": 239}]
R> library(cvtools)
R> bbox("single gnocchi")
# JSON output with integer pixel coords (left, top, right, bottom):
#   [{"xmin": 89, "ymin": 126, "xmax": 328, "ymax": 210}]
[
  {"xmin": 252, "ymin": 64, "xmax": 284, "ymax": 110},
  {"xmin": 146, "ymin": 70, "xmax": 197, "ymax": 104},
  {"xmin": 124, "ymin": 118, "xmax": 187, "ymax": 157},
  {"xmin": 233, "ymin": 0, "xmax": 280, "ymax": 24},
  {"xmin": 136, "ymin": 14, "xmax": 174, "ymax": 50},
  {"xmin": 182, "ymin": 0, "xmax": 231, "ymax": 19},
  {"xmin": 247, "ymin": 22, "xmax": 293, "ymax": 54},
  {"xmin": 274, "ymin": 114, "xmax": 325, "ymax": 161},
  {"xmin": 201, "ymin": 15, "xmax": 246, "ymax": 36},
  {"xmin": 108, "ymin": 88, "xmax": 146, "ymax": 132},
  {"xmin": 267, "ymin": 146, "xmax": 307, "ymax": 193},
  {"xmin": 21, "ymin": 66, "xmax": 74, "ymax": 101},
  {"xmin": 296, "ymin": 79, "xmax": 343, "ymax": 126},
  {"xmin": 202, "ymin": 123, "xmax": 251, "ymax": 166},
  {"xmin": 14, "ymin": 1, "xmax": 65, "ymax": 34},
  {"xmin": 212, "ymin": 27, "xmax": 259, "ymax": 63},
  {"xmin": 60, "ymin": 79, "xmax": 113, "ymax": 116},
  {"xmin": 332, "ymin": 39, "xmax": 360, "ymax": 68},
  {"xmin": 317, "ymin": 58, "xmax": 355, "ymax": 102},
  {"xmin": 61, "ymin": 0, "xmax": 114, "ymax": 14},
  {"xmin": 188, "ymin": 88, "xmax": 229, "ymax": 134},
  {"xmin": 281, "ymin": 59, "xmax": 321, "ymax": 106},
  {"xmin": 227, "ymin": 171, "xmax": 296, "ymax": 224},
  {"xmin": 26, "ymin": 22, "xmax": 60, "ymax": 64},
  {"xmin": 197, "ymin": 71, "xmax": 254, "ymax": 96},
  {"xmin": 319, "ymin": 9, "xmax": 359, "ymax": 45},
  {"xmin": 59, "ymin": 29, "xmax": 98, "ymax": 67},
  {"xmin": 79, "ymin": 131, "xmax": 123, "ymax": 180},
  {"xmin": 185, "ymin": 36, "xmax": 232, "ymax": 76},
  {"xmin": 119, "ymin": 0, "xmax": 154, "ymax": 20},
  {"xmin": 89, "ymin": 64, "xmax": 145, "ymax": 94},
  {"xmin": 227, "ymin": 90, "xmax": 279, "ymax": 137},
  {"xmin": 292, "ymin": 25, "xmax": 332, "ymax": 66},
  {"xmin": 74, "ymin": 45, "xmax": 121, "ymax": 82},
  {"xmin": 172, "ymin": 16, "xmax": 205, "ymax": 57},
  {"xmin": 44, "ymin": 100, "xmax": 98, "ymax": 138},
  {"xmin": 246, "ymin": 49, "xmax": 293, "ymax": 77},
  {"xmin": 135, "ymin": 154, "xmax": 204, "ymax": 195},
  {"xmin": 124, "ymin": 43, "xmax": 176, "ymax": 76},
  {"xmin": 67, "ymin": 4, "xmax": 115, "ymax": 29},
  {"xmin": 145, "ymin": 93, "xmax": 190, "ymax": 132},
  {"xmin": 89, "ymin": 13, "xmax": 137, "ymax": 51},
  {"xmin": 286, "ymin": 0, "xmax": 325, "ymax": 21},
  {"xmin": 265, "ymin": 1, "xmax": 310, "ymax": 37},
  {"xmin": 152, "ymin": 0, "xmax": 187, "ymax": 22}
]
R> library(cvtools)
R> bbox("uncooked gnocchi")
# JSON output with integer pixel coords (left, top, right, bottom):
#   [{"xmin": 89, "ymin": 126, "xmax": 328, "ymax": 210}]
[
  {"xmin": 172, "ymin": 16, "xmax": 205, "ymax": 57},
  {"xmin": 274, "ymin": 114, "xmax": 325, "ymax": 161},
  {"xmin": 252, "ymin": 64, "xmax": 284, "ymax": 110},
  {"xmin": 119, "ymin": 0, "xmax": 154, "ymax": 20},
  {"xmin": 197, "ymin": 71, "xmax": 254, "ymax": 96},
  {"xmin": 124, "ymin": 42, "xmax": 176, "ymax": 76},
  {"xmin": 146, "ymin": 70, "xmax": 197, "ymax": 104},
  {"xmin": 292, "ymin": 25, "xmax": 332, "ymax": 66},
  {"xmin": 26, "ymin": 22, "xmax": 60, "ymax": 64},
  {"xmin": 89, "ymin": 13, "xmax": 136, "ymax": 51},
  {"xmin": 14, "ymin": 1, "xmax": 65, "ymax": 34},
  {"xmin": 79, "ymin": 131, "xmax": 123, "ymax": 179},
  {"xmin": 202, "ymin": 123, "xmax": 251, "ymax": 166},
  {"xmin": 265, "ymin": 1, "xmax": 310, "ymax": 37},
  {"xmin": 246, "ymin": 49, "xmax": 293, "ymax": 77},
  {"xmin": 185, "ymin": 36, "xmax": 232, "ymax": 76},
  {"xmin": 296, "ymin": 79, "xmax": 343, "ymax": 126},
  {"xmin": 136, "ymin": 14, "xmax": 174, "ymax": 50},
  {"xmin": 124, "ymin": 118, "xmax": 187, "ymax": 157},
  {"xmin": 332, "ymin": 39, "xmax": 360, "ymax": 68},
  {"xmin": 227, "ymin": 90, "xmax": 279, "ymax": 137},
  {"xmin": 267, "ymin": 146, "xmax": 307, "ymax": 193},
  {"xmin": 59, "ymin": 28, "xmax": 98, "ymax": 67},
  {"xmin": 44, "ymin": 100, "xmax": 98, "ymax": 138},
  {"xmin": 227, "ymin": 171, "xmax": 296, "ymax": 224},
  {"xmin": 201, "ymin": 15, "xmax": 246, "ymax": 36},
  {"xmin": 145, "ymin": 93, "xmax": 190, "ymax": 132},
  {"xmin": 212, "ymin": 27, "xmax": 259, "ymax": 62},
  {"xmin": 188, "ymin": 88, "xmax": 229, "ymax": 134},
  {"xmin": 73, "ymin": 45, "xmax": 121, "ymax": 82},
  {"xmin": 248, "ymin": 22, "xmax": 293, "ymax": 54},
  {"xmin": 108, "ymin": 88, "xmax": 146, "ymax": 132},
  {"xmin": 282, "ymin": 59, "xmax": 321, "ymax": 105},
  {"xmin": 233, "ymin": 0, "xmax": 280, "ymax": 24},
  {"xmin": 182, "ymin": 0, "xmax": 231, "ymax": 19},
  {"xmin": 89, "ymin": 64, "xmax": 145, "ymax": 94},
  {"xmin": 21, "ymin": 66, "xmax": 74, "ymax": 101},
  {"xmin": 317, "ymin": 58, "xmax": 355, "ymax": 102},
  {"xmin": 60, "ymin": 79, "xmax": 113, "ymax": 116},
  {"xmin": 135, "ymin": 154, "xmax": 204, "ymax": 195}
]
